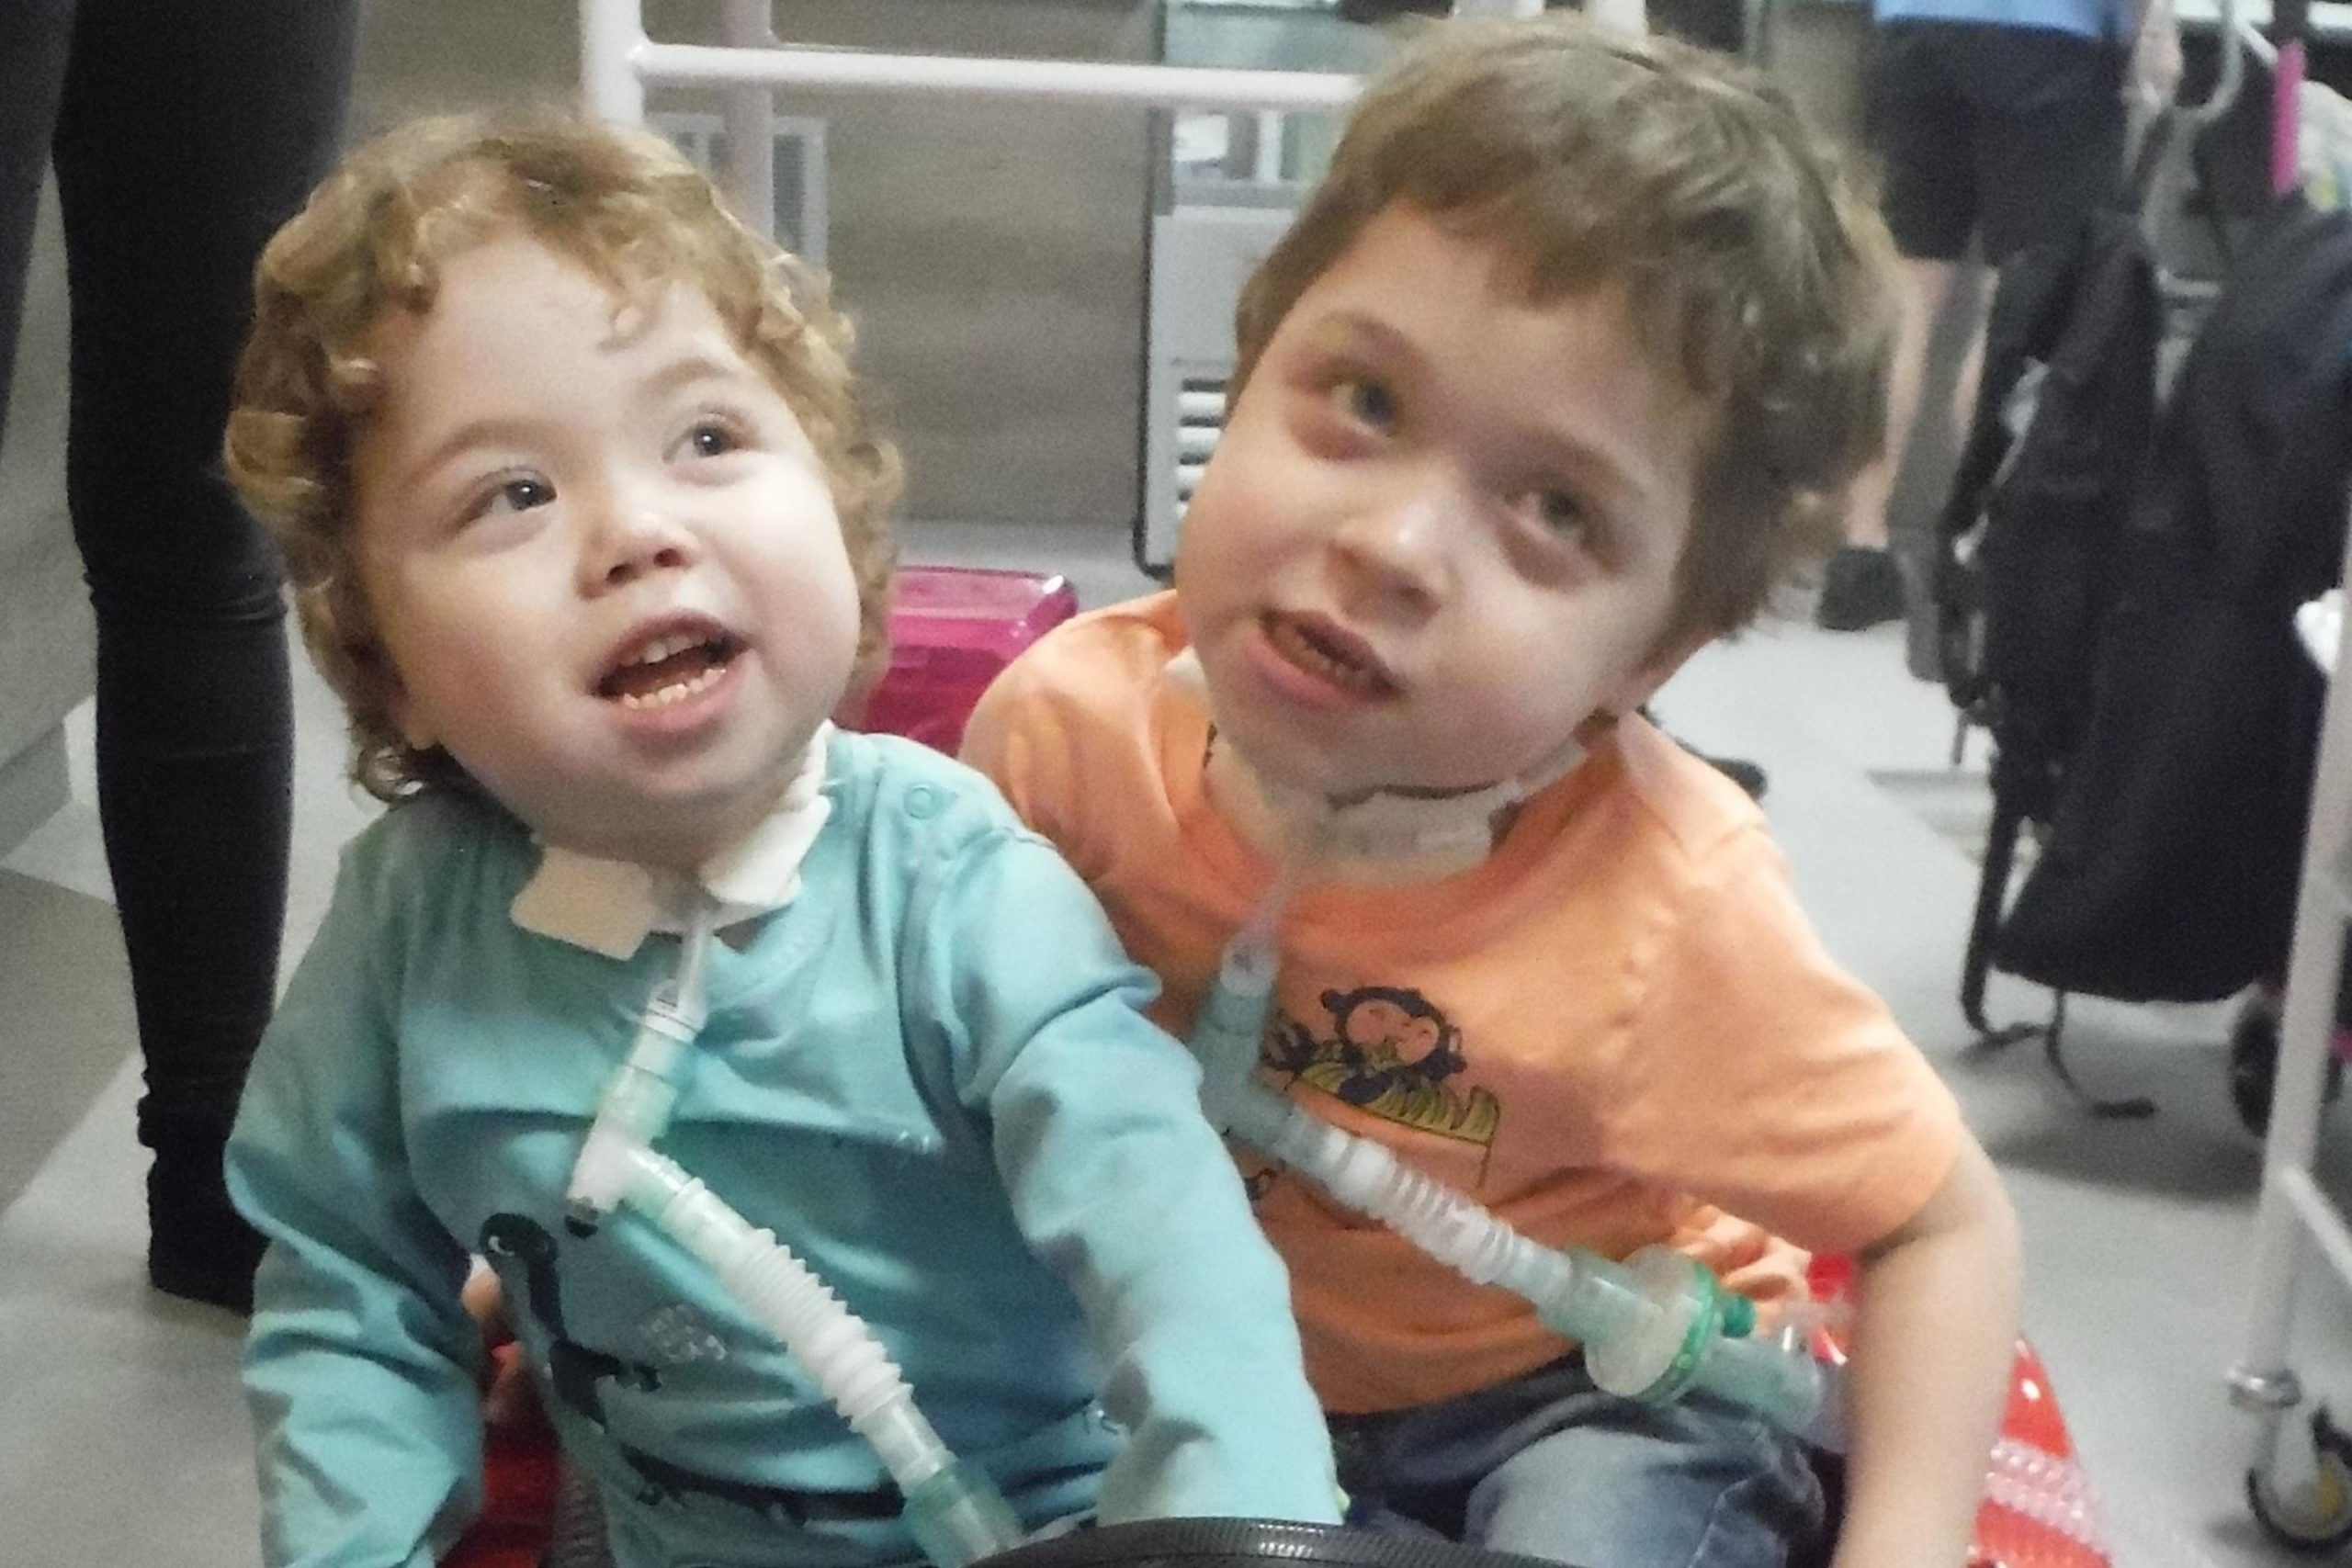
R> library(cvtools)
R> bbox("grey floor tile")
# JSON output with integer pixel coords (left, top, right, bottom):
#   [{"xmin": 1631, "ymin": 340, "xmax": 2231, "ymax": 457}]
[
  {"xmin": 0, "ymin": 870, "xmax": 134, "ymax": 1213},
  {"xmin": 0, "ymin": 1055, "xmax": 257, "ymax": 1568}
]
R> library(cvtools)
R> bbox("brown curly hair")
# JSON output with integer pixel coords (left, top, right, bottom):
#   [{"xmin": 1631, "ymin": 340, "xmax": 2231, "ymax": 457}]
[
  {"xmin": 1233, "ymin": 15, "xmax": 1900, "ymax": 653},
  {"xmin": 225, "ymin": 111, "xmax": 901, "ymax": 803}
]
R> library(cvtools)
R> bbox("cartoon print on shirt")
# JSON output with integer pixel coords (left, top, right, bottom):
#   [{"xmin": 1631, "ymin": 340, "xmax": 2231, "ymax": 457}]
[
  {"xmin": 478, "ymin": 1213, "xmax": 662, "ymax": 1428},
  {"xmin": 479, "ymin": 1213, "xmax": 881, "ymax": 1522},
  {"xmin": 1266, "ymin": 985, "xmax": 1501, "ymax": 1147}
]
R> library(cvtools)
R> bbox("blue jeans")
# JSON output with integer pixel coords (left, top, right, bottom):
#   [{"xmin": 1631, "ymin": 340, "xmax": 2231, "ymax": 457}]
[{"xmin": 1329, "ymin": 1358, "xmax": 1827, "ymax": 1568}]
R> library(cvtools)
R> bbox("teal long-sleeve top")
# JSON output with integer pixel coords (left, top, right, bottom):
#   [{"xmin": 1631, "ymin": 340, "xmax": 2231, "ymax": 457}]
[{"xmin": 228, "ymin": 731, "xmax": 1338, "ymax": 1568}]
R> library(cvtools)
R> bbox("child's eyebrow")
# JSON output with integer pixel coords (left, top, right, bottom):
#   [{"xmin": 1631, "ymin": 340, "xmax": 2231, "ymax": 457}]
[
  {"xmin": 639, "ymin": 352, "xmax": 758, "ymax": 401},
  {"xmin": 400, "ymin": 416, "xmax": 548, "ymax": 490},
  {"xmin": 1300, "ymin": 310, "xmax": 1416, "ymax": 368}
]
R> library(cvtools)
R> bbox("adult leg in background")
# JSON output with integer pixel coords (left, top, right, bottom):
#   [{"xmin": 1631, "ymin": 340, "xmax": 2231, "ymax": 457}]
[
  {"xmin": 1825, "ymin": 20, "xmax": 1981, "ymax": 631},
  {"xmin": 1840, "ymin": 255, "xmax": 1973, "ymax": 558},
  {"xmin": 1966, "ymin": 24, "xmax": 2126, "ymax": 271},
  {"xmin": 1830, "ymin": 22, "xmax": 2126, "ymax": 634},
  {"xmin": 49, "ymin": 0, "xmax": 361, "ymax": 1311}
]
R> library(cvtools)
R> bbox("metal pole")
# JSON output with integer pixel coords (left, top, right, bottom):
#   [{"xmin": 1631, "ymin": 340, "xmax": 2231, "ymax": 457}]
[
  {"xmin": 720, "ymin": 0, "xmax": 777, "ymax": 237},
  {"xmin": 2232, "ymin": 507, "xmax": 2352, "ymax": 1393},
  {"xmin": 580, "ymin": 0, "xmax": 649, "ymax": 125},
  {"xmin": 1251, "ymin": 108, "xmax": 1285, "ymax": 186},
  {"xmin": 630, "ymin": 42, "xmax": 1359, "ymax": 114}
]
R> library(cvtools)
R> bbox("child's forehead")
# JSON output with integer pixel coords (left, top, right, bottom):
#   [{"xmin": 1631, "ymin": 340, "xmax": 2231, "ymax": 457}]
[
  {"xmin": 407, "ymin": 233, "xmax": 650, "ymax": 318},
  {"xmin": 1329, "ymin": 202, "xmax": 1526, "ymax": 279},
  {"xmin": 1297, "ymin": 210, "xmax": 1688, "ymax": 398},
  {"xmin": 1300, "ymin": 207, "xmax": 1627, "ymax": 343},
  {"xmin": 365, "ymin": 238, "xmax": 735, "ymax": 373}
]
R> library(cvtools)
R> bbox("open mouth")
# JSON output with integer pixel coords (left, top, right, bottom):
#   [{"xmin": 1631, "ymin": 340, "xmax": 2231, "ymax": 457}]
[
  {"xmin": 1262, "ymin": 612, "xmax": 1399, "ymax": 699},
  {"xmin": 594, "ymin": 626, "xmax": 746, "ymax": 710}
]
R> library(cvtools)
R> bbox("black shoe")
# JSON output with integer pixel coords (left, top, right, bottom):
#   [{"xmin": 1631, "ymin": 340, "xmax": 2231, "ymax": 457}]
[
  {"xmin": 146, "ymin": 1132, "xmax": 265, "ymax": 1314},
  {"xmin": 1642, "ymin": 708, "xmax": 1769, "ymax": 800},
  {"xmin": 1815, "ymin": 547, "xmax": 1907, "ymax": 632},
  {"xmin": 1701, "ymin": 752, "xmax": 1769, "ymax": 800}
]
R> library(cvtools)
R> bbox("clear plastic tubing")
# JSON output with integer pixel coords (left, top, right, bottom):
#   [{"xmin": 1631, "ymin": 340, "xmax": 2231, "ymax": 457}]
[
  {"xmin": 1193, "ymin": 920, "xmax": 1845, "ymax": 1450},
  {"xmin": 564, "ymin": 916, "xmax": 1023, "ymax": 1566}
]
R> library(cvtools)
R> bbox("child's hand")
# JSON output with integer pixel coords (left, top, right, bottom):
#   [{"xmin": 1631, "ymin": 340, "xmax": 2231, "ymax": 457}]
[
  {"xmin": 481, "ymin": 1344, "xmax": 548, "ymax": 1436},
  {"xmin": 463, "ymin": 1260, "xmax": 549, "ymax": 1437}
]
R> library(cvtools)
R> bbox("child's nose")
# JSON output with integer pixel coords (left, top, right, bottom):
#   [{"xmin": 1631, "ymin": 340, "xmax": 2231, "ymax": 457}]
[
  {"xmin": 579, "ymin": 496, "xmax": 696, "ymax": 593},
  {"xmin": 1329, "ymin": 485, "xmax": 1453, "ymax": 611}
]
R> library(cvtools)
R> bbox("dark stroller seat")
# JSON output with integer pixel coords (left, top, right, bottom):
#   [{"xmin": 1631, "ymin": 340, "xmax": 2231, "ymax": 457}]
[{"xmin": 982, "ymin": 1520, "xmax": 1567, "ymax": 1568}]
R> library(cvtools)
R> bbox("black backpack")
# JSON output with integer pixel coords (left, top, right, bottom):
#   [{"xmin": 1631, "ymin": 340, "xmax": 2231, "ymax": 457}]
[
  {"xmin": 1938, "ymin": 197, "xmax": 2352, "ymax": 1109},
  {"xmin": 1932, "ymin": 209, "xmax": 2163, "ymax": 1047},
  {"xmin": 1996, "ymin": 201, "xmax": 2352, "ymax": 997}
]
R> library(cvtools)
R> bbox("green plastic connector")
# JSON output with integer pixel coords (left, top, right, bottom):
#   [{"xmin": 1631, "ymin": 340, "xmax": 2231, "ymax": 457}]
[{"xmin": 901, "ymin": 1459, "xmax": 1024, "ymax": 1568}]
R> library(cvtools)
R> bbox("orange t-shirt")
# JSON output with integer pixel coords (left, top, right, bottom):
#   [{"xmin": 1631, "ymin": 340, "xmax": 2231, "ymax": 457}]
[{"xmin": 963, "ymin": 593, "xmax": 1964, "ymax": 1416}]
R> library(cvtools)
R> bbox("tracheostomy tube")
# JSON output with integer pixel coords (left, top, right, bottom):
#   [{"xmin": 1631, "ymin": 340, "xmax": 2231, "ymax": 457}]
[{"xmin": 562, "ymin": 907, "xmax": 1024, "ymax": 1566}]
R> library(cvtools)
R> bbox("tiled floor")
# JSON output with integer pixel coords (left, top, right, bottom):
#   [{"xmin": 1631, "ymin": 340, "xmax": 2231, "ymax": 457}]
[{"xmin": 5, "ymin": 518, "xmax": 2349, "ymax": 1568}]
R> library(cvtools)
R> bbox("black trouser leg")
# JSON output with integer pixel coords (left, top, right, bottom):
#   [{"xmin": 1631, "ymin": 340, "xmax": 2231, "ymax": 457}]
[{"xmin": 44, "ymin": 0, "xmax": 360, "ymax": 1307}]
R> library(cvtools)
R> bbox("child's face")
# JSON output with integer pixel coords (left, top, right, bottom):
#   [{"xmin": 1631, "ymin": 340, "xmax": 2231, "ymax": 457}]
[
  {"xmin": 1175, "ymin": 205, "xmax": 1707, "ymax": 803},
  {"xmin": 352, "ymin": 236, "xmax": 861, "ymax": 869}
]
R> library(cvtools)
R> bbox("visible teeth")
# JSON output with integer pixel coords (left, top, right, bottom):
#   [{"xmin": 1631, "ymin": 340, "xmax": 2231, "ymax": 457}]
[
  {"xmin": 624, "ymin": 632, "xmax": 706, "ymax": 668},
  {"xmin": 1272, "ymin": 618, "xmax": 1385, "ymax": 694},
  {"xmin": 616, "ymin": 663, "xmax": 726, "ymax": 709}
]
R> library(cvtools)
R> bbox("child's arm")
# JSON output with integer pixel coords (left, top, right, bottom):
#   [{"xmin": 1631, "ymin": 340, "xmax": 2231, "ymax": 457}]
[
  {"xmin": 1621, "ymin": 818, "xmax": 2020, "ymax": 1568},
  {"xmin": 228, "ymin": 839, "xmax": 485, "ymax": 1568},
  {"xmin": 908, "ymin": 818, "xmax": 1341, "ymax": 1527},
  {"xmin": 961, "ymin": 650, "xmax": 1070, "ymax": 852},
  {"xmin": 1832, "ymin": 1137, "xmax": 2021, "ymax": 1568}
]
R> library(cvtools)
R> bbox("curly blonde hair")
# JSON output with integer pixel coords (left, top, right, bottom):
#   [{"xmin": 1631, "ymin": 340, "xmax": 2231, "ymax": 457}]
[
  {"xmin": 225, "ymin": 112, "xmax": 901, "ymax": 802},
  {"xmin": 1235, "ymin": 16, "xmax": 1900, "ymax": 652}
]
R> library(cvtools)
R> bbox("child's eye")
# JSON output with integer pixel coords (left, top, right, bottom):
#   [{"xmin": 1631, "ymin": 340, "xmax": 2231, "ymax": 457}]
[
  {"xmin": 1520, "ymin": 488, "xmax": 1609, "ymax": 568},
  {"xmin": 1335, "ymin": 377, "xmax": 1398, "ymax": 433},
  {"xmin": 469, "ymin": 476, "xmax": 553, "ymax": 522},
  {"xmin": 1536, "ymin": 490, "xmax": 1589, "ymax": 536},
  {"xmin": 674, "ymin": 417, "xmax": 746, "ymax": 461}
]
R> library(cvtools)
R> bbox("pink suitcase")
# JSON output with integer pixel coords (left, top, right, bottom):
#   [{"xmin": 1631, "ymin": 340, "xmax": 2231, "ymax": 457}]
[{"xmin": 840, "ymin": 565, "xmax": 1079, "ymax": 755}]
